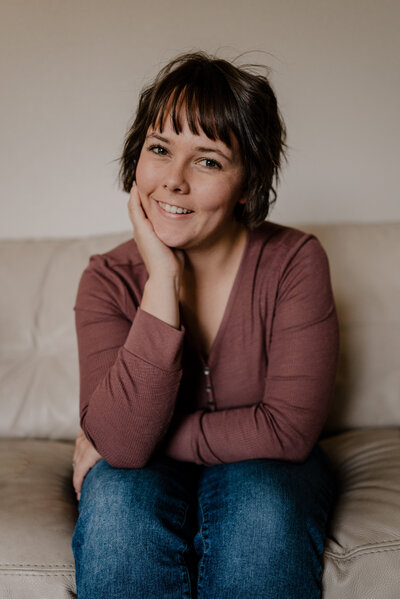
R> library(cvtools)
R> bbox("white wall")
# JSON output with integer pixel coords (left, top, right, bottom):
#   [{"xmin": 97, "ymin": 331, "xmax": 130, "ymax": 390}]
[{"xmin": 1, "ymin": 0, "xmax": 399, "ymax": 238}]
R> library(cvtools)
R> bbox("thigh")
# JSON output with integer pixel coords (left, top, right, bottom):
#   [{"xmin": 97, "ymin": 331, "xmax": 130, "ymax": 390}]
[
  {"xmin": 194, "ymin": 445, "xmax": 335, "ymax": 599},
  {"xmin": 73, "ymin": 456, "xmax": 200, "ymax": 599}
]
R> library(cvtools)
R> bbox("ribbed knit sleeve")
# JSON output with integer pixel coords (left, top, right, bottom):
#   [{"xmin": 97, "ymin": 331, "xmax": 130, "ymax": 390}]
[
  {"xmin": 74, "ymin": 256, "xmax": 184, "ymax": 468},
  {"xmin": 161, "ymin": 237, "xmax": 339, "ymax": 465}
]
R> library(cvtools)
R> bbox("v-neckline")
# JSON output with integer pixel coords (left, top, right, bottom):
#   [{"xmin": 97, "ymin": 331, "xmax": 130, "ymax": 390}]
[{"xmin": 182, "ymin": 228, "xmax": 252, "ymax": 368}]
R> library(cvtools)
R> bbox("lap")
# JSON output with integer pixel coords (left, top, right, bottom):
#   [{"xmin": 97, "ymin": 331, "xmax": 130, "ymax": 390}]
[
  {"xmin": 74, "ymin": 446, "xmax": 334, "ymax": 598},
  {"xmin": 78, "ymin": 444, "xmax": 334, "ymax": 536}
]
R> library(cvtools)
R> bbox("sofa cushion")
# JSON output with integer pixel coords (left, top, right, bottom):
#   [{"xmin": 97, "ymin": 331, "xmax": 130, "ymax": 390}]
[
  {"xmin": 321, "ymin": 428, "xmax": 400, "ymax": 598},
  {"xmin": 0, "ymin": 232, "xmax": 131, "ymax": 440},
  {"xmin": 301, "ymin": 223, "xmax": 400, "ymax": 433},
  {"xmin": 0, "ymin": 439, "xmax": 77, "ymax": 598}
]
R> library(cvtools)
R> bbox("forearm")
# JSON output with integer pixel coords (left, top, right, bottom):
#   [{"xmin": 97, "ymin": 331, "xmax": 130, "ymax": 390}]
[
  {"xmin": 161, "ymin": 400, "xmax": 328, "ymax": 467},
  {"xmin": 161, "ymin": 337, "xmax": 338, "ymax": 467},
  {"xmin": 141, "ymin": 274, "xmax": 181, "ymax": 329},
  {"xmin": 77, "ymin": 307, "xmax": 184, "ymax": 469}
]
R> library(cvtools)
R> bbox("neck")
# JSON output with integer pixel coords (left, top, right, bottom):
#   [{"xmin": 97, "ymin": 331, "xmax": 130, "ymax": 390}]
[{"xmin": 183, "ymin": 222, "xmax": 248, "ymax": 280}]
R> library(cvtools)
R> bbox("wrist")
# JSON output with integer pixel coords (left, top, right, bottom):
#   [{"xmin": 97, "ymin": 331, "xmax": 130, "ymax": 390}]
[
  {"xmin": 141, "ymin": 276, "xmax": 180, "ymax": 329},
  {"xmin": 146, "ymin": 272, "xmax": 181, "ymax": 296}
]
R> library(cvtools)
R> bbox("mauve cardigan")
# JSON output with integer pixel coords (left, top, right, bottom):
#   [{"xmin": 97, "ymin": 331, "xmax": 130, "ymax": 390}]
[{"xmin": 74, "ymin": 221, "xmax": 339, "ymax": 468}]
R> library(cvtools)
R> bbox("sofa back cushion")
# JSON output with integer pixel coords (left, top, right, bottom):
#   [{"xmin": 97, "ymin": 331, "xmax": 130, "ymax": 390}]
[
  {"xmin": 0, "ymin": 222, "xmax": 399, "ymax": 439},
  {"xmin": 301, "ymin": 222, "xmax": 400, "ymax": 434},
  {"xmin": 0, "ymin": 232, "xmax": 131, "ymax": 440}
]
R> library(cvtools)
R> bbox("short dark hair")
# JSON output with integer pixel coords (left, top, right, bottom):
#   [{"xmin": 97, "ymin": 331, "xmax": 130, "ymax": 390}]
[{"xmin": 119, "ymin": 51, "xmax": 287, "ymax": 228}]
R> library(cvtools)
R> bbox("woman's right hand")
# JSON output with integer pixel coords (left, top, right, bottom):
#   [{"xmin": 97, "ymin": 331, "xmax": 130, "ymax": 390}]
[
  {"xmin": 128, "ymin": 183, "xmax": 184, "ymax": 329},
  {"xmin": 128, "ymin": 183, "xmax": 184, "ymax": 284}
]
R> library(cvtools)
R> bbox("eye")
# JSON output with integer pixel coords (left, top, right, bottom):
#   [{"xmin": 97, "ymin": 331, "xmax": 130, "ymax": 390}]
[
  {"xmin": 148, "ymin": 144, "xmax": 168, "ymax": 156},
  {"xmin": 199, "ymin": 158, "xmax": 222, "ymax": 170}
]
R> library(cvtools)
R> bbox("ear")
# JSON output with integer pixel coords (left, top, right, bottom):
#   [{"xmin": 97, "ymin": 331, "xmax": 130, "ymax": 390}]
[{"xmin": 238, "ymin": 180, "xmax": 247, "ymax": 205}]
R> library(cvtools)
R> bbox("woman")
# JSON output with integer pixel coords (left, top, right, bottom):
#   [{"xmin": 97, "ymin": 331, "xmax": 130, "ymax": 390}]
[{"xmin": 72, "ymin": 51, "xmax": 339, "ymax": 599}]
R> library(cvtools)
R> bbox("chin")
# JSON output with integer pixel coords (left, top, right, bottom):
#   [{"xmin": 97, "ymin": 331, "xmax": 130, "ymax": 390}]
[{"xmin": 152, "ymin": 224, "xmax": 187, "ymax": 250}]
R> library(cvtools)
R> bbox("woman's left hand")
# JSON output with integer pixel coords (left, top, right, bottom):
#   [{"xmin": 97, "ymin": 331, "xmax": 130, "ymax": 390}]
[{"xmin": 72, "ymin": 429, "xmax": 102, "ymax": 501}]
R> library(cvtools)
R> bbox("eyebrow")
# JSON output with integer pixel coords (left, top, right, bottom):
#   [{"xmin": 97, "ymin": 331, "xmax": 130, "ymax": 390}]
[{"xmin": 146, "ymin": 132, "xmax": 232, "ymax": 162}]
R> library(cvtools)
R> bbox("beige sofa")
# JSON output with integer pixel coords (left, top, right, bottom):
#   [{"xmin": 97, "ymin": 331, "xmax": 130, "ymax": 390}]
[{"xmin": 1, "ymin": 223, "xmax": 399, "ymax": 598}]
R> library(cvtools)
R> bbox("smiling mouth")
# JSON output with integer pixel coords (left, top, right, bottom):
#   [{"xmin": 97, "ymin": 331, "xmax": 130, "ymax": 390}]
[{"xmin": 156, "ymin": 200, "xmax": 194, "ymax": 215}]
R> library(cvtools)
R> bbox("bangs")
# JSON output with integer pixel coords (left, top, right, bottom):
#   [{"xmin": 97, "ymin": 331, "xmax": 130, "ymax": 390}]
[{"xmin": 148, "ymin": 68, "xmax": 240, "ymax": 149}]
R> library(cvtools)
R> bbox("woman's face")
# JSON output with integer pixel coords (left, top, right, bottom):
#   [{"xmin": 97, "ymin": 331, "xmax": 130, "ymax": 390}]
[{"xmin": 135, "ymin": 114, "xmax": 246, "ymax": 253}]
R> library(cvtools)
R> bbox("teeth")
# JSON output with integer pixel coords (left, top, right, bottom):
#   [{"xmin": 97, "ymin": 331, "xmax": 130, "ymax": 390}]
[{"xmin": 158, "ymin": 201, "xmax": 193, "ymax": 214}]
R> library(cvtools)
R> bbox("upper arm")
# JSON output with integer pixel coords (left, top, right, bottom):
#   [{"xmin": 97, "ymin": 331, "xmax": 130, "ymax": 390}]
[
  {"xmin": 263, "ymin": 236, "xmax": 339, "ymax": 456},
  {"xmin": 74, "ymin": 257, "xmax": 135, "ymax": 418}
]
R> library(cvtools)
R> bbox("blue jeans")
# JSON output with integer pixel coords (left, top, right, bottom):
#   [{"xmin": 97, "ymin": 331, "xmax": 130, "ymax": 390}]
[{"xmin": 72, "ymin": 445, "xmax": 335, "ymax": 598}]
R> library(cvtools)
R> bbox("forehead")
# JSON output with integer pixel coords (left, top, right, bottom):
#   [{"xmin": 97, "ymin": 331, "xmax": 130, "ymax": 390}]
[
  {"xmin": 151, "ymin": 106, "xmax": 241, "ymax": 154},
  {"xmin": 149, "ymin": 86, "xmax": 237, "ymax": 149}
]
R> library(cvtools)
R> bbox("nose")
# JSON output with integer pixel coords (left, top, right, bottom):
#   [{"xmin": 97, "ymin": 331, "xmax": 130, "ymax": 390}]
[{"xmin": 163, "ymin": 160, "xmax": 189, "ymax": 194}]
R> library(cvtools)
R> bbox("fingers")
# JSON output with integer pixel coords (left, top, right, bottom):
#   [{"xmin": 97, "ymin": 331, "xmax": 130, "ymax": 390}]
[
  {"xmin": 72, "ymin": 429, "xmax": 102, "ymax": 501},
  {"xmin": 72, "ymin": 453, "xmax": 101, "ymax": 501},
  {"xmin": 128, "ymin": 182, "xmax": 147, "ymax": 225},
  {"xmin": 73, "ymin": 464, "xmax": 84, "ymax": 500}
]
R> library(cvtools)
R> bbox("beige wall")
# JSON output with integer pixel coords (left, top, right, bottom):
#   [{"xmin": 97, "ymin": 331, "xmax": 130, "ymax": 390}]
[{"xmin": 1, "ymin": 0, "xmax": 399, "ymax": 238}]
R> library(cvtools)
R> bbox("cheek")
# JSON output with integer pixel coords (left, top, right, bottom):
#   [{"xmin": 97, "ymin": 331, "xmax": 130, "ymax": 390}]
[
  {"xmin": 200, "ymin": 182, "xmax": 242, "ymax": 214},
  {"xmin": 135, "ymin": 151, "xmax": 160, "ymax": 194}
]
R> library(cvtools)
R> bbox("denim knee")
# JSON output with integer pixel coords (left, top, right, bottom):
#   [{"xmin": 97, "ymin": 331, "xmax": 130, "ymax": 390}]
[
  {"xmin": 73, "ymin": 458, "xmax": 198, "ymax": 599},
  {"xmin": 196, "ymin": 461, "xmax": 311, "ymax": 564},
  {"xmin": 73, "ymin": 461, "xmax": 157, "ymax": 591},
  {"xmin": 195, "ymin": 447, "xmax": 334, "ymax": 599}
]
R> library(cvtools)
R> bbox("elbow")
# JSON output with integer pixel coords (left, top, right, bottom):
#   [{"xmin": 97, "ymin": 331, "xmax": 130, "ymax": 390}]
[
  {"xmin": 260, "ymin": 403, "xmax": 322, "ymax": 464},
  {"xmin": 81, "ymin": 416, "xmax": 160, "ymax": 470},
  {"xmin": 81, "ymin": 428, "xmax": 154, "ymax": 470},
  {"xmin": 286, "ymin": 445, "xmax": 312, "ymax": 463},
  {"xmin": 274, "ymin": 434, "xmax": 314, "ymax": 464},
  {"xmin": 100, "ymin": 442, "xmax": 156, "ymax": 469}
]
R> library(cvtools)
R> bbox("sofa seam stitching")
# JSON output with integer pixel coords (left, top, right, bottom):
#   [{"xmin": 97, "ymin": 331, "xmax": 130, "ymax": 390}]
[
  {"xmin": 0, "ymin": 564, "xmax": 74, "ymax": 568},
  {"xmin": 0, "ymin": 572, "xmax": 74, "ymax": 577},
  {"xmin": 325, "ymin": 544, "xmax": 400, "ymax": 562}
]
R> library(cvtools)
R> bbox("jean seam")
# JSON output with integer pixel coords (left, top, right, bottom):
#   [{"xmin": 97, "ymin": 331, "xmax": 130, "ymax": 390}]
[
  {"xmin": 176, "ymin": 500, "xmax": 195, "ymax": 599},
  {"xmin": 196, "ymin": 493, "xmax": 210, "ymax": 599}
]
